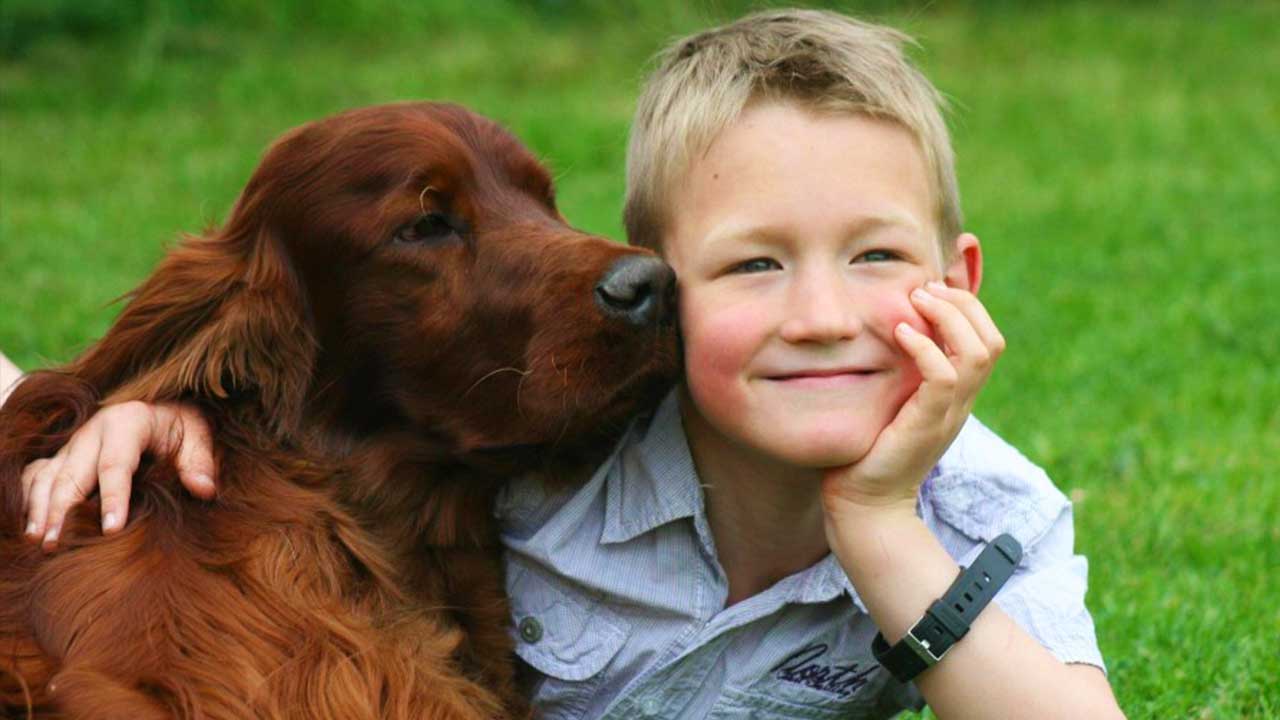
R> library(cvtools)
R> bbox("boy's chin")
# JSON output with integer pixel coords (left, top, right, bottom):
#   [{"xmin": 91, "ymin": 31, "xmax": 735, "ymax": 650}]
[{"xmin": 757, "ymin": 429, "xmax": 878, "ymax": 469}]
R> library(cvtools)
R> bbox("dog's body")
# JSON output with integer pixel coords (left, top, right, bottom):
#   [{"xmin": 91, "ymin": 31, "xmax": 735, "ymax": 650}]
[{"xmin": 0, "ymin": 103, "xmax": 679, "ymax": 719}]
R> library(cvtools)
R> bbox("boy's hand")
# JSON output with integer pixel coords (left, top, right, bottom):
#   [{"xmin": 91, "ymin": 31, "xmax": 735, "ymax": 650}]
[
  {"xmin": 22, "ymin": 401, "xmax": 217, "ymax": 550},
  {"xmin": 821, "ymin": 281, "xmax": 1005, "ymax": 520}
]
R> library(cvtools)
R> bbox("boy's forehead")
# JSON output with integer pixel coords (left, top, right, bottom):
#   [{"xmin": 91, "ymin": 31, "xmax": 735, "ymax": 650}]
[
  {"xmin": 695, "ymin": 212, "xmax": 924, "ymax": 253},
  {"xmin": 663, "ymin": 102, "xmax": 937, "ymax": 256}
]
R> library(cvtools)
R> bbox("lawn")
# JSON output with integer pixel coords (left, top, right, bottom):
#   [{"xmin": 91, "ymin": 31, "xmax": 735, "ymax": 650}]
[{"xmin": 1, "ymin": 1, "xmax": 1277, "ymax": 717}]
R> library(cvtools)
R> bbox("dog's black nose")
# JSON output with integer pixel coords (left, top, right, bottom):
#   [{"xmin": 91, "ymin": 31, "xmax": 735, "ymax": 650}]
[{"xmin": 595, "ymin": 255, "xmax": 676, "ymax": 327}]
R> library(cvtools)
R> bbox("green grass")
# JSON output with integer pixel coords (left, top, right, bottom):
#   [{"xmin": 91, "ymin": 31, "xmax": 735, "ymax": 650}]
[{"xmin": 2, "ymin": 1, "xmax": 1277, "ymax": 717}]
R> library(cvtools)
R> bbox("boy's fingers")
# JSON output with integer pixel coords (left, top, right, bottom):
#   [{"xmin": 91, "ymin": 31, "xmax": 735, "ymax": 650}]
[
  {"xmin": 164, "ymin": 404, "xmax": 218, "ymax": 499},
  {"xmin": 894, "ymin": 322, "xmax": 956, "ymax": 422},
  {"xmin": 96, "ymin": 401, "xmax": 211, "ymax": 529},
  {"xmin": 20, "ymin": 457, "xmax": 50, "ymax": 507},
  {"xmin": 924, "ymin": 283, "xmax": 1005, "ymax": 356},
  {"xmin": 96, "ymin": 467, "xmax": 133, "ymax": 534},
  {"xmin": 21, "ymin": 458, "xmax": 56, "ymax": 538},
  {"xmin": 43, "ymin": 423, "xmax": 107, "ymax": 549},
  {"xmin": 913, "ymin": 286, "xmax": 990, "ymax": 382},
  {"xmin": 95, "ymin": 412, "xmax": 153, "ymax": 534}
]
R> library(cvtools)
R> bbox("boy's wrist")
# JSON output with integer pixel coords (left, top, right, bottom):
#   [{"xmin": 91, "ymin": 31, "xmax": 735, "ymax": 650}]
[
  {"xmin": 824, "ymin": 509, "xmax": 958, "ymax": 640},
  {"xmin": 820, "ymin": 472, "xmax": 921, "ymax": 525},
  {"xmin": 825, "ymin": 499, "xmax": 921, "ymax": 546},
  {"xmin": 823, "ymin": 498, "xmax": 930, "ymax": 581}
]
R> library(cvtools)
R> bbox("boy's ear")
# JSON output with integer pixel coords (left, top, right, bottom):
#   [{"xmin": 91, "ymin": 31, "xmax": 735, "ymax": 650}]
[{"xmin": 943, "ymin": 232, "xmax": 983, "ymax": 295}]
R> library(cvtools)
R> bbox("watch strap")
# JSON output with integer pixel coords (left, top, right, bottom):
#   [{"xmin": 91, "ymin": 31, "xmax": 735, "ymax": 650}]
[{"xmin": 871, "ymin": 533, "xmax": 1022, "ymax": 683}]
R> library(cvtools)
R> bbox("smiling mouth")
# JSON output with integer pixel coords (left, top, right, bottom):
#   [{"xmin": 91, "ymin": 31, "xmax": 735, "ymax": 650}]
[
  {"xmin": 766, "ymin": 368, "xmax": 878, "ymax": 380},
  {"xmin": 763, "ymin": 369, "xmax": 880, "ymax": 387}
]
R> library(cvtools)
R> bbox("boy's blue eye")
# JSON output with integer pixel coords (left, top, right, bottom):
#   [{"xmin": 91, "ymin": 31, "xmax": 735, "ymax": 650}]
[
  {"xmin": 731, "ymin": 257, "xmax": 781, "ymax": 274},
  {"xmin": 854, "ymin": 249, "xmax": 898, "ymax": 263}
]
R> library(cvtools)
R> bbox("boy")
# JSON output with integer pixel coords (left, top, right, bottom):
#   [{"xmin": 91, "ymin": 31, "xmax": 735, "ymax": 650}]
[{"xmin": 14, "ymin": 9, "xmax": 1122, "ymax": 718}]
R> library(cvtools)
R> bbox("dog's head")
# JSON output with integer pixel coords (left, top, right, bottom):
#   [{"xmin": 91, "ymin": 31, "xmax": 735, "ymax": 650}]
[{"xmin": 78, "ymin": 103, "xmax": 679, "ymax": 463}]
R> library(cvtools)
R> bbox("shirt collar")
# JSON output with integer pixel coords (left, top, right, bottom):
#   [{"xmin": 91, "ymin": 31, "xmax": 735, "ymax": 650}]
[
  {"xmin": 789, "ymin": 467, "xmax": 940, "ymax": 614},
  {"xmin": 600, "ymin": 388, "xmax": 704, "ymax": 544},
  {"xmin": 792, "ymin": 554, "xmax": 868, "ymax": 613},
  {"xmin": 599, "ymin": 386, "xmax": 938, "ymax": 617}
]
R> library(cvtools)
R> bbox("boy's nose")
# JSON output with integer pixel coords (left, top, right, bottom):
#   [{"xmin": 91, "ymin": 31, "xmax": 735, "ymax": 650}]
[{"xmin": 778, "ymin": 273, "xmax": 862, "ymax": 344}]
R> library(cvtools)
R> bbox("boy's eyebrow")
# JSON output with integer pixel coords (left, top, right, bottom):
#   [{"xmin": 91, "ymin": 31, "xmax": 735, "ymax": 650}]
[{"xmin": 703, "ymin": 213, "xmax": 921, "ymax": 253}]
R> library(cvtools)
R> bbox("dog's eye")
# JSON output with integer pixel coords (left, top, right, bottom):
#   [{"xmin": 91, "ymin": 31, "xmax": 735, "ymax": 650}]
[{"xmin": 395, "ymin": 213, "xmax": 458, "ymax": 245}]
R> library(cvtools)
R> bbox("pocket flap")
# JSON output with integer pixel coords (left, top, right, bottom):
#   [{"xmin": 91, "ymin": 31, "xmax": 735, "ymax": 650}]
[{"xmin": 507, "ymin": 562, "xmax": 628, "ymax": 681}]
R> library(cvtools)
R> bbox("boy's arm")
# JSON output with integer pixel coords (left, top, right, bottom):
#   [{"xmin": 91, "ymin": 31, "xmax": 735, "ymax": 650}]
[
  {"xmin": 821, "ymin": 284, "xmax": 1123, "ymax": 719},
  {"xmin": 0, "ymin": 350, "xmax": 23, "ymax": 407},
  {"xmin": 3, "ymin": 349, "xmax": 218, "ymax": 546},
  {"xmin": 828, "ymin": 508, "xmax": 1119, "ymax": 719}
]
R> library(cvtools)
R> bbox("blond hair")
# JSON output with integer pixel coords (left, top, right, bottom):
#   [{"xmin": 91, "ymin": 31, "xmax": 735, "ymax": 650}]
[{"xmin": 624, "ymin": 8, "xmax": 962, "ymax": 254}]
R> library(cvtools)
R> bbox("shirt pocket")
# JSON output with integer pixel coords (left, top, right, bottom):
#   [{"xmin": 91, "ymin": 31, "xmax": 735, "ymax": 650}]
[
  {"xmin": 712, "ymin": 645, "xmax": 911, "ymax": 720},
  {"xmin": 507, "ymin": 561, "xmax": 629, "ymax": 719}
]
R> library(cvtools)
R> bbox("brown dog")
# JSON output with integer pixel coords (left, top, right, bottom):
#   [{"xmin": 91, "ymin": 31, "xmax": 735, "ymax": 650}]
[{"xmin": 0, "ymin": 102, "xmax": 679, "ymax": 719}]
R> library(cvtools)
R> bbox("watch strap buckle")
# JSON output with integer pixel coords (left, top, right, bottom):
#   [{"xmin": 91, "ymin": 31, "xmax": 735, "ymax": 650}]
[{"xmin": 901, "ymin": 626, "xmax": 946, "ymax": 665}]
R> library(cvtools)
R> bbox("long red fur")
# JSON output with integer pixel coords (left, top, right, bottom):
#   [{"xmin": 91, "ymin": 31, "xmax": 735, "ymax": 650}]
[{"xmin": 0, "ymin": 102, "xmax": 677, "ymax": 719}]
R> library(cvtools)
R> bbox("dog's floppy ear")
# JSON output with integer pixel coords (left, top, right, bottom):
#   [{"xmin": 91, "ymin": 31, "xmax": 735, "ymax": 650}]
[{"xmin": 73, "ymin": 217, "xmax": 316, "ymax": 439}]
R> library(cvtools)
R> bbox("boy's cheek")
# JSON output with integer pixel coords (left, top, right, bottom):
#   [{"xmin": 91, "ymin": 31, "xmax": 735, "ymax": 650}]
[
  {"xmin": 875, "ymin": 292, "xmax": 934, "ymax": 343},
  {"xmin": 684, "ymin": 342, "xmax": 739, "ymax": 399},
  {"xmin": 893, "ymin": 363, "xmax": 924, "ymax": 408},
  {"xmin": 874, "ymin": 293, "xmax": 928, "ymax": 403},
  {"xmin": 681, "ymin": 316, "xmax": 752, "ymax": 382},
  {"xmin": 679, "ymin": 302, "xmax": 759, "ymax": 411}
]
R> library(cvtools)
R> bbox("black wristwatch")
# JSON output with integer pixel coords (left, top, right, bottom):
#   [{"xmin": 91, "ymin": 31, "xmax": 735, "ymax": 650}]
[{"xmin": 871, "ymin": 533, "xmax": 1022, "ymax": 683}]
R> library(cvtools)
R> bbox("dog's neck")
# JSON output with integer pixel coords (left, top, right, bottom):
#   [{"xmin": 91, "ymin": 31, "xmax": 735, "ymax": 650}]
[
  {"xmin": 294, "ymin": 428, "xmax": 500, "ymax": 549},
  {"xmin": 269, "ymin": 350, "xmax": 630, "ymax": 557},
  {"xmin": 308, "ymin": 425, "xmax": 608, "ymax": 553}
]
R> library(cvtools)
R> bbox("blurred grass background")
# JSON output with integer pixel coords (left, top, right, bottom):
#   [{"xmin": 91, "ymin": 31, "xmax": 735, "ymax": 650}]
[{"xmin": 1, "ymin": 1, "xmax": 1277, "ymax": 717}]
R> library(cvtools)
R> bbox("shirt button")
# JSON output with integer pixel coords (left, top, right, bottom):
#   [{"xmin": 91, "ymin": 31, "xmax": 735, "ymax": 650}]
[
  {"xmin": 518, "ymin": 616, "xmax": 543, "ymax": 644},
  {"xmin": 639, "ymin": 696, "xmax": 661, "ymax": 716}
]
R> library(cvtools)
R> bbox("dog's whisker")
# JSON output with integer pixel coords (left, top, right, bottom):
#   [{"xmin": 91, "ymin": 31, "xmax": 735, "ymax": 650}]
[
  {"xmin": 461, "ymin": 366, "xmax": 529, "ymax": 399},
  {"xmin": 550, "ymin": 354, "xmax": 566, "ymax": 389},
  {"xmin": 515, "ymin": 367, "xmax": 529, "ymax": 419},
  {"xmin": 515, "ymin": 350, "xmax": 557, "ymax": 419},
  {"xmin": 574, "ymin": 358, "xmax": 588, "ymax": 413}
]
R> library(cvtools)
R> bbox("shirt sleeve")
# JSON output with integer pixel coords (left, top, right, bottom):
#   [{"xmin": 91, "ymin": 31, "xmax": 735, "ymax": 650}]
[
  {"xmin": 924, "ymin": 418, "xmax": 1108, "ymax": 673},
  {"xmin": 991, "ymin": 500, "xmax": 1107, "ymax": 672}
]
